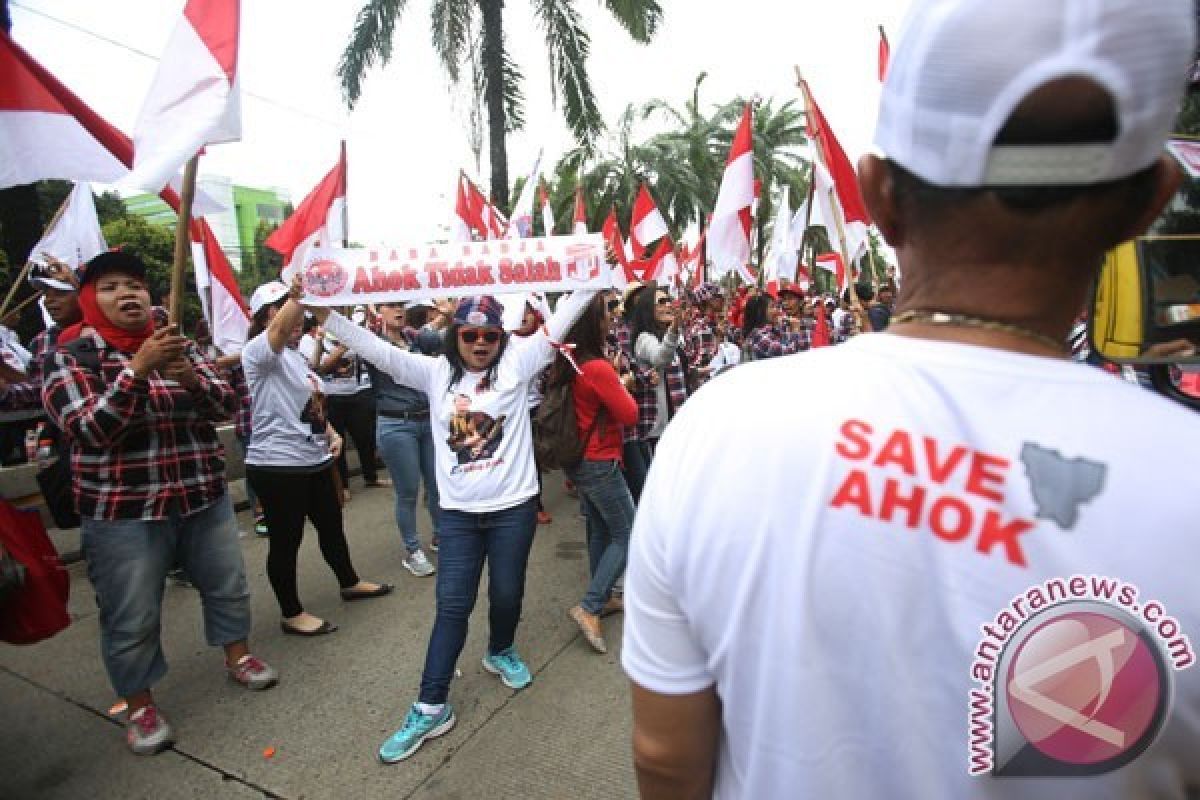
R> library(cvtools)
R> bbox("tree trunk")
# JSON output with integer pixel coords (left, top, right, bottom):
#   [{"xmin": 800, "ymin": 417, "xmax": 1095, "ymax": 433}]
[
  {"xmin": 0, "ymin": 1, "xmax": 45, "ymax": 324},
  {"xmin": 479, "ymin": 0, "xmax": 510, "ymax": 213}
]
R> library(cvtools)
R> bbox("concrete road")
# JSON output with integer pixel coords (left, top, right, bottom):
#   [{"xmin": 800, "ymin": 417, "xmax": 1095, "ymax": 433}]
[{"xmin": 0, "ymin": 475, "xmax": 637, "ymax": 800}]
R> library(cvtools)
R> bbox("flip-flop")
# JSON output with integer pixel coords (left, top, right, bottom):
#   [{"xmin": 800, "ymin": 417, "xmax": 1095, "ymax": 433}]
[
  {"xmin": 280, "ymin": 619, "xmax": 338, "ymax": 637},
  {"xmin": 340, "ymin": 583, "xmax": 394, "ymax": 601}
]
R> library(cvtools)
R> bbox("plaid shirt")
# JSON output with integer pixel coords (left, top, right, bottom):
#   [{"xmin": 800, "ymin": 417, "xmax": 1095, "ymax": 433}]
[
  {"xmin": 627, "ymin": 327, "xmax": 689, "ymax": 441},
  {"xmin": 834, "ymin": 310, "xmax": 857, "ymax": 344},
  {"xmin": 42, "ymin": 329, "xmax": 238, "ymax": 521},
  {"xmin": 0, "ymin": 329, "xmax": 49, "ymax": 411},
  {"xmin": 746, "ymin": 324, "xmax": 810, "ymax": 360},
  {"xmin": 225, "ymin": 362, "xmax": 253, "ymax": 441},
  {"xmin": 684, "ymin": 316, "xmax": 720, "ymax": 372}
]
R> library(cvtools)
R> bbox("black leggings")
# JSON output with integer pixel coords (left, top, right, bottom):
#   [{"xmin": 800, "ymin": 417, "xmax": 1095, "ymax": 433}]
[
  {"xmin": 248, "ymin": 463, "xmax": 360, "ymax": 618},
  {"xmin": 326, "ymin": 390, "xmax": 379, "ymax": 484}
]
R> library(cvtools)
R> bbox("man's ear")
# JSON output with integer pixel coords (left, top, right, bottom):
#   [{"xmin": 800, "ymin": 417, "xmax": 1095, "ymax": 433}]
[
  {"xmin": 859, "ymin": 155, "xmax": 903, "ymax": 246},
  {"xmin": 1122, "ymin": 154, "xmax": 1183, "ymax": 241}
]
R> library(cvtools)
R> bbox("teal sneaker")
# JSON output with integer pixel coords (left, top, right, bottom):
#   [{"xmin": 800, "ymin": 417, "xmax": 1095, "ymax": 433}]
[
  {"xmin": 481, "ymin": 646, "xmax": 532, "ymax": 690},
  {"xmin": 378, "ymin": 704, "xmax": 456, "ymax": 764}
]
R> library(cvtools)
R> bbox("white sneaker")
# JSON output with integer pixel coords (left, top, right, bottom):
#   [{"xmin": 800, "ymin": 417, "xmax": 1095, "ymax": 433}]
[{"xmin": 403, "ymin": 549, "xmax": 436, "ymax": 577}]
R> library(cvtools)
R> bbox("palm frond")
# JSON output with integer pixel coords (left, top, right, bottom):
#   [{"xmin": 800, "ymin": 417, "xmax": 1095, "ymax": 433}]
[
  {"xmin": 501, "ymin": 44, "xmax": 527, "ymax": 133},
  {"xmin": 431, "ymin": 0, "xmax": 474, "ymax": 82},
  {"xmin": 534, "ymin": 0, "xmax": 604, "ymax": 150},
  {"xmin": 337, "ymin": 0, "xmax": 410, "ymax": 109},
  {"xmin": 598, "ymin": 0, "xmax": 663, "ymax": 44}
]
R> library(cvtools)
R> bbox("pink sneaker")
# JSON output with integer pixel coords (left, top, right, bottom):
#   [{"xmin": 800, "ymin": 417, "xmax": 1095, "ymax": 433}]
[
  {"xmin": 126, "ymin": 704, "xmax": 173, "ymax": 755},
  {"xmin": 227, "ymin": 654, "xmax": 279, "ymax": 690}
]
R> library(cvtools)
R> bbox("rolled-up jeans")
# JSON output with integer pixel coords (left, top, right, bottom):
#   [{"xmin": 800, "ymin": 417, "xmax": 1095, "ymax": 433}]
[
  {"xmin": 418, "ymin": 497, "xmax": 537, "ymax": 705},
  {"xmin": 80, "ymin": 493, "xmax": 251, "ymax": 698},
  {"xmin": 376, "ymin": 414, "xmax": 441, "ymax": 553},
  {"xmin": 566, "ymin": 459, "xmax": 636, "ymax": 614}
]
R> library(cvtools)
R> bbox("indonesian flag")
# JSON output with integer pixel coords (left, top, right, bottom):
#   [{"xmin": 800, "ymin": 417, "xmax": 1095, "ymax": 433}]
[
  {"xmin": 801, "ymin": 79, "xmax": 871, "ymax": 229},
  {"xmin": 462, "ymin": 177, "xmax": 506, "ymax": 239},
  {"xmin": 191, "ymin": 217, "xmax": 248, "ymax": 352},
  {"xmin": 507, "ymin": 149, "xmax": 544, "ymax": 239},
  {"xmin": 646, "ymin": 237, "xmax": 679, "ymax": 285},
  {"xmin": 603, "ymin": 208, "xmax": 636, "ymax": 289},
  {"xmin": 0, "ymin": 31, "xmax": 128, "ymax": 188},
  {"xmin": 682, "ymin": 230, "xmax": 707, "ymax": 290},
  {"xmin": 128, "ymin": 0, "xmax": 241, "ymax": 193},
  {"xmin": 708, "ymin": 103, "xmax": 755, "ymax": 280},
  {"xmin": 811, "ymin": 160, "xmax": 868, "ymax": 265},
  {"xmin": 629, "ymin": 184, "xmax": 669, "ymax": 256},
  {"xmin": 816, "ymin": 252, "xmax": 848, "ymax": 293},
  {"xmin": 539, "ymin": 182, "xmax": 555, "ymax": 236},
  {"xmin": 267, "ymin": 145, "xmax": 347, "ymax": 280},
  {"xmin": 28, "ymin": 182, "xmax": 107, "ymax": 270},
  {"xmin": 451, "ymin": 173, "xmax": 474, "ymax": 243},
  {"xmin": 878, "ymin": 26, "xmax": 891, "ymax": 83},
  {"xmin": 573, "ymin": 187, "xmax": 588, "ymax": 234}
]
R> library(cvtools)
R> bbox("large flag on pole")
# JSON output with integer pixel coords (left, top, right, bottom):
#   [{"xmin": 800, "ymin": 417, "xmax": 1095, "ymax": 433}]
[
  {"xmin": 128, "ymin": 0, "xmax": 241, "ymax": 193},
  {"xmin": 451, "ymin": 173, "xmax": 474, "ymax": 243},
  {"xmin": 763, "ymin": 186, "xmax": 797, "ymax": 297},
  {"xmin": 629, "ymin": 184, "xmax": 669, "ymax": 256},
  {"xmin": 811, "ymin": 160, "xmax": 868, "ymax": 266},
  {"xmin": 573, "ymin": 187, "xmax": 588, "ymax": 234},
  {"xmin": 800, "ymin": 79, "xmax": 871, "ymax": 232},
  {"xmin": 191, "ymin": 219, "xmax": 248, "ymax": 352},
  {"xmin": 28, "ymin": 182, "xmax": 107, "ymax": 270},
  {"xmin": 708, "ymin": 103, "xmax": 755, "ymax": 280},
  {"xmin": 539, "ymin": 182, "xmax": 555, "ymax": 236},
  {"xmin": 603, "ymin": 208, "xmax": 635, "ymax": 289},
  {"xmin": 266, "ymin": 147, "xmax": 347, "ymax": 279}
]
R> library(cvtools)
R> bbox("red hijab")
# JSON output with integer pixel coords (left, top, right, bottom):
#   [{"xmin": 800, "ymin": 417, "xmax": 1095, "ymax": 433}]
[{"xmin": 58, "ymin": 281, "xmax": 154, "ymax": 354}]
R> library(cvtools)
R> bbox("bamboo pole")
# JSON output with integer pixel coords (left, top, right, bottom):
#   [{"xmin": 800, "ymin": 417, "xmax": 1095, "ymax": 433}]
[
  {"xmin": 168, "ymin": 154, "xmax": 200, "ymax": 327},
  {"xmin": 0, "ymin": 195, "xmax": 73, "ymax": 320}
]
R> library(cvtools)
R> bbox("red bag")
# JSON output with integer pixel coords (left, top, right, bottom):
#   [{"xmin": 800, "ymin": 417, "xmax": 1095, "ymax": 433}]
[{"xmin": 0, "ymin": 500, "xmax": 70, "ymax": 645}]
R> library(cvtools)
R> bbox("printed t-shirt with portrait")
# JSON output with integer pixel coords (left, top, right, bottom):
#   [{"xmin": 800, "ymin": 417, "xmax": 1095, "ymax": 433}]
[
  {"xmin": 323, "ymin": 292, "xmax": 592, "ymax": 513},
  {"xmin": 241, "ymin": 331, "xmax": 332, "ymax": 468},
  {"xmin": 622, "ymin": 333, "xmax": 1200, "ymax": 800}
]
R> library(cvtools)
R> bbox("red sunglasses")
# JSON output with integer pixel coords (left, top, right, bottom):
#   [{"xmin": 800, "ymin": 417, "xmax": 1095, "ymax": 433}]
[{"xmin": 459, "ymin": 328, "xmax": 502, "ymax": 344}]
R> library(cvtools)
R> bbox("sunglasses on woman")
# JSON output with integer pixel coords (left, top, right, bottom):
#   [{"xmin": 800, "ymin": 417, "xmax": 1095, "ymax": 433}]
[
  {"xmin": 606, "ymin": 299, "xmax": 621, "ymax": 312},
  {"xmin": 655, "ymin": 296, "xmax": 672, "ymax": 306},
  {"xmin": 459, "ymin": 328, "xmax": 502, "ymax": 344}
]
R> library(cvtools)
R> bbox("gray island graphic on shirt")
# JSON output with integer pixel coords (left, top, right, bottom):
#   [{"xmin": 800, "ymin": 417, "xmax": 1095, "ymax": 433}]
[{"xmin": 1019, "ymin": 443, "xmax": 1107, "ymax": 530}]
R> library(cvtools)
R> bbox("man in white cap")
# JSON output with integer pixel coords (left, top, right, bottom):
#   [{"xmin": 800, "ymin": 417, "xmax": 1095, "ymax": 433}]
[{"xmin": 624, "ymin": 1, "xmax": 1200, "ymax": 797}]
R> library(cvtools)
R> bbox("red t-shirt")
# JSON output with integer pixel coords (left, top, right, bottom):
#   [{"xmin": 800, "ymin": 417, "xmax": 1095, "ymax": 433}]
[{"xmin": 573, "ymin": 359, "xmax": 638, "ymax": 462}]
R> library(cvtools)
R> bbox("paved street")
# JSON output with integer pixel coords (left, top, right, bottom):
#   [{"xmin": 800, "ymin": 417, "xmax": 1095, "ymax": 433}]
[{"xmin": 0, "ymin": 476, "xmax": 637, "ymax": 799}]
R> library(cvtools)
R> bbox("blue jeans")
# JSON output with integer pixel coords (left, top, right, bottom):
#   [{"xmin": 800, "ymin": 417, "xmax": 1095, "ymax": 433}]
[
  {"xmin": 376, "ymin": 415, "xmax": 441, "ymax": 553},
  {"xmin": 567, "ymin": 460, "xmax": 636, "ymax": 614},
  {"xmin": 80, "ymin": 494, "xmax": 251, "ymax": 698},
  {"xmin": 418, "ymin": 497, "xmax": 538, "ymax": 705},
  {"xmin": 621, "ymin": 440, "xmax": 652, "ymax": 504}
]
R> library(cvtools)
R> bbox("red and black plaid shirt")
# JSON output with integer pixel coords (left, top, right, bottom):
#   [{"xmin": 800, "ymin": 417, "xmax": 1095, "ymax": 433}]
[
  {"xmin": 745, "ymin": 324, "xmax": 810, "ymax": 360},
  {"xmin": 42, "ymin": 329, "xmax": 238, "ymax": 521},
  {"xmin": 0, "ymin": 329, "xmax": 49, "ymax": 411},
  {"xmin": 684, "ymin": 316, "xmax": 720, "ymax": 373}
]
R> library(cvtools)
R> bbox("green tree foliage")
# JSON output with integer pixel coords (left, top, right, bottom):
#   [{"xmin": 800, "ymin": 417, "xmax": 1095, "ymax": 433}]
[{"xmin": 338, "ymin": 0, "xmax": 662, "ymax": 211}]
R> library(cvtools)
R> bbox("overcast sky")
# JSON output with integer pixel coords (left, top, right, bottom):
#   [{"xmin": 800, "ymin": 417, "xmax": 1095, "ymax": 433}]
[{"xmin": 10, "ymin": 0, "xmax": 912, "ymax": 247}]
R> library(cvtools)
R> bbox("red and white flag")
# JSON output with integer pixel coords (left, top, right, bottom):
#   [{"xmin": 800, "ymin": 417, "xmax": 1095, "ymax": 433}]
[
  {"xmin": 539, "ymin": 182, "xmax": 555, "ymax": 236},
  {"xmin": 708, "ymin": 103, "xmax": 755, "ymax": 280},
  {"xmin": 507, "ymin": 149, "xmax": 544, "ymax": 239},
  {"xmin": 878, "ymin": 26, "xmax": 891, "ymax": 83},
  {"xmin": 573, "ymin": 187, "xmax": 588, "ymax": 234},
  {"xmin": 629, "ymin": 184, "xmax": 669, "ymax": 256},
  {"xmin": 646, "ymin": 237, "xmax": 679, "ymax": 285},
  {"xmin": 801, "ymin": 79, "xmax": 871, "ymax": 250},
  {"xmin": 816, "ymin": 252, "xmax": 848, "ymax": 293},
  {"xmin": 128, "ymin": 0, "xmax": 241, "ymax": 193},
  {"xmin": 0, "ymin": 31, "xmax": 128, "ymax": 188},
  {"xmin": 811, "ymin": 160, "xmax": 868, "ymax": 265},
  {"xmin": 266, "ymin": 145, "xmax": 347, "ymax": 280},
  {"xmin": 763, "ymin": 186, "xmax": 797, "ymax": 297},
  {"xmin": 451, "ymin": 173, "xmax": 474, "ymax": 243},
  {"xmin": 191, "ymin": 218, "xmax": 248, "ymax": 352},
  {"xmin": 462, "ymin": 177, "xmax": 506, "ymax": 239},
  {"xmin": 603, "ymin": 209, "xmax": 636, "ymax": 289}
]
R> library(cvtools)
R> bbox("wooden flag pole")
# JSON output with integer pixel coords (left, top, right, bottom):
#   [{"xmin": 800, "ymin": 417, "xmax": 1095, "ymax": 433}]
[
  {"xmin": 168, "ymin": 154, "xmax": 200, "ymax": 327},
  {"xmin": 0, "ymin": 194, "xmax": 73, "ymax": 320}
]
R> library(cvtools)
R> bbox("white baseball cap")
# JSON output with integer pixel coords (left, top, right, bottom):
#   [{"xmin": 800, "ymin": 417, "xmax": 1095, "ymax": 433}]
[
  {"xmin": 249, "ymin": 281, "xmax": 289, "ymax": 316},
  {"xmin": 875, "ymin": 0, "xmax": 1196, "ymax": 188}
]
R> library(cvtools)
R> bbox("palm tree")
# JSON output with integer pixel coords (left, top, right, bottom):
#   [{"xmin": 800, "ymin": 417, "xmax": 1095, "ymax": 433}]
[{"xmin": 338, "ymin": 0, "xmax": 663, "ymax": 213}]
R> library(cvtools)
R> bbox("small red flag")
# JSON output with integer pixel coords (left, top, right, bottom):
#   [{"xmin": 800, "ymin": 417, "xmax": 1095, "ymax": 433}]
[{"xmin": 878, "ymin": 26, "xmax": 891, "ymax": 83}]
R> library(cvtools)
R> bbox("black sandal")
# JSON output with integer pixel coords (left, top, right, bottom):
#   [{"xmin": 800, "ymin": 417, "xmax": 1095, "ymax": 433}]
[
  {"xmin": 340, "ymin": 583, "xmax": 394, "ymax": 601},
  {"xmin": 280, "ymin": 619, "xmax": 338, "ymax": 636}
]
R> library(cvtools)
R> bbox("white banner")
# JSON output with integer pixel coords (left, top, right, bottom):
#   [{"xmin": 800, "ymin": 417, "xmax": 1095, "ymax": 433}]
[{"xmin": 299, "ymin": 234, "xmax": 611, "ymax": 305}]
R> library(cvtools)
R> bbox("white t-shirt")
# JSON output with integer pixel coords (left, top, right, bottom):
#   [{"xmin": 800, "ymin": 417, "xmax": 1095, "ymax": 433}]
[
  {"xmin": 325, "ymin": 290, "xmax": 594, "ymax": 513},
  {"xmin": 241, "ymin": 332, "xmax": 334, "ymax": 469},
  {"xmin": 623, "ymin": 334, "xmax": 1200, "ymax": 800}
]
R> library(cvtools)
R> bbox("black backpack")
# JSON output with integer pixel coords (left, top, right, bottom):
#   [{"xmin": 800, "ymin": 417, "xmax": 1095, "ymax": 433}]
[
  {"xmin": 35, "ymin": 335, "xmax": 103, "ymax": 530},
  {"xmin": 534, "ymin": 369, "xmax": 604, "ymax": 472}
]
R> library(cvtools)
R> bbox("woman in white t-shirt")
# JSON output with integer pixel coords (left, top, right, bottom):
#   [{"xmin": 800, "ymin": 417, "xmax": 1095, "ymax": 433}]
[
  {"xmin": 308, "ymin": 289, "xmax": 594, "ymax": 764},
  {"xmin": 242, "ymin": 281, "xmax": 392, "ymax": 638}
]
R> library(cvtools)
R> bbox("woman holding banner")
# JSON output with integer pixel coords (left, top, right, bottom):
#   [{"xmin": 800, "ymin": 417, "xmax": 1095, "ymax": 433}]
[{"xmin": 307, "ymin": 285, "xmax": 595, "ymax": 764}]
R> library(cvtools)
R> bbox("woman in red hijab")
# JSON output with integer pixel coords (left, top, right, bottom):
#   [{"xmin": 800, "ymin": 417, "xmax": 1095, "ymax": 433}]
[{"xmin": 43, "ymin": 251, "xmax": 278, "ymax": 757}]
